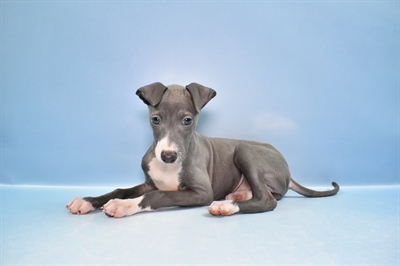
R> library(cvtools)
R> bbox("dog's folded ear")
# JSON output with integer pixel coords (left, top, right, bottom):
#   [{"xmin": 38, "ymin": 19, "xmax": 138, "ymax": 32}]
[
  {"xmin": 136, "ymin": 82, "xmax": 168, "ymax": 107},
  {"xmin": 186, "ymin": 83, "xmax": 217, "ymax": 113}
]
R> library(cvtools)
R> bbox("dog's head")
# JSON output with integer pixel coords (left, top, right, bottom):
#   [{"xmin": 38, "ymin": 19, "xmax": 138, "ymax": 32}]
[{"xmin": 136, "ymin": 82, "xmax": 216, "ymax": 164}]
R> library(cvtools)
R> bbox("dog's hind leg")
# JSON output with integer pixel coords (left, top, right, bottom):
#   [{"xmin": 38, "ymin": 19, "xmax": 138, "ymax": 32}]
[
  {"xmin": 208, "ymin": 143, "xmax": 282, "ymax": 215},
  {"xmin": 208, "ymin": 187, "xmax": 276, "ymax": 216}
]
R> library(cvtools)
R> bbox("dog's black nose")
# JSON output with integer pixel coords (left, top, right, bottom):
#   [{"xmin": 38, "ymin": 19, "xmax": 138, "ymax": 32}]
[{"xmin": 161, "ymin": 150, "xmax": 178, "ymax": 163}]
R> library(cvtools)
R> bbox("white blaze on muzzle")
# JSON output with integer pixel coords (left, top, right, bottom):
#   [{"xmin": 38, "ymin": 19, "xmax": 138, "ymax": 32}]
[{"xmin": 155, "ymin": 133, "xmax": 179, "ymax": 164}]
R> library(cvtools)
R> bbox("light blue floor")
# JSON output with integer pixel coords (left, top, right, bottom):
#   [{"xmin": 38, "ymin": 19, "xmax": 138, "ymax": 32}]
[{"xmin": 1, "ymin": 185, "xmax": 399, "ymax": 265}]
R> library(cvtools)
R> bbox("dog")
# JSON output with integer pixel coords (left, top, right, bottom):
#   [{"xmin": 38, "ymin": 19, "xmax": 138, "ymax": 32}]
[{"xmin": 67, "ymin": 82, "xmax": 339, "ymax": 218}]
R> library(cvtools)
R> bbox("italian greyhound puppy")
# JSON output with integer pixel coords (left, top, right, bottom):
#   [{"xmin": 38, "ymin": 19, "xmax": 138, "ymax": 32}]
[{"xmin": 67, "ymin": 82, "xmax": 339, "ymax": 218}]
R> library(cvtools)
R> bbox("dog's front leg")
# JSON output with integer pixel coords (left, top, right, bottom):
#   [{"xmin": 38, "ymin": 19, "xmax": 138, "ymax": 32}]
[
  {"xmin": 67, "ymin": 183, "xmax": 155, "ymax": 215},
  {"xmin": 102, "ymin": 189, "xmax": 213, "ymax": 218}
]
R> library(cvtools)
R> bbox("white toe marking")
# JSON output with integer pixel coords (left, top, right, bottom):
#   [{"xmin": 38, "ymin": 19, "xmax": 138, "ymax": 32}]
[
  {"xmin": 208, "ymin": 200, "xmax": 240, "ymax": 216},
  {"xmin": 103, "ymin": 196, "xmax": 152, "ymax": 218},
  {"xmin": 67, "ymin": 197, "xmax": 94, "ymax": 214}
]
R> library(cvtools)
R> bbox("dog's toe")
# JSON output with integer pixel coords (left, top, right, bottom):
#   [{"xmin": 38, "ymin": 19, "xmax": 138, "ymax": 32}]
[
  {"xmin": 102, "ymin": 198, "xmax": 145, "ymax": 218},
  {"xmin": 208, "ymin": 207, "xmax": 221, "ymax": 216},
  {"xmin": 67, "ymin": 197, "xmax": 94, "ymax": 214},
  {"xmin": 104, "ymin": 210, "xmax": 114, "ymax": 217},
  {"xmin": 208, "ymin": 200, "xmax": 239, "ymax": 216}
]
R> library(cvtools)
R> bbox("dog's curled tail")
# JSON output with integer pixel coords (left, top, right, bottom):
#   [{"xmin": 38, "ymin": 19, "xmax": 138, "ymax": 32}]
[{"xmin": 289, "ymin": 179, "xmax": 339, "ymax": 197}]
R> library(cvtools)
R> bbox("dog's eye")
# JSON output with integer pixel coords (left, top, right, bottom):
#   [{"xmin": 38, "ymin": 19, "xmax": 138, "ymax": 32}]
[
  {"xmin": 151, "ymin": 117, "xmax": 161, "ymax": 125},
  {"xmin": 183, "ymin": 118, "xmax": 193, "ymax": 126}
]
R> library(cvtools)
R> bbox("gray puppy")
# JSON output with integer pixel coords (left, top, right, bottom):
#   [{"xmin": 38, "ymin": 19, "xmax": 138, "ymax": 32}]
[{"xmin": 67, "ymin": 82, "xmax": 339, "ymax": 218}]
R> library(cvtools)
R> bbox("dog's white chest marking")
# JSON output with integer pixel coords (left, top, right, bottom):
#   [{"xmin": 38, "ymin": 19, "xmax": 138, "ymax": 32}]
[{"xmin": 148, "ymin": 157, "xmax": 181, "ymax": 191}]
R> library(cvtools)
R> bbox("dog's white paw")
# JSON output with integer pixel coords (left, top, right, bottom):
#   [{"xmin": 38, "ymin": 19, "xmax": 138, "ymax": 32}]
[
  {"xmin": 66, "ymin": 197, "xmax": 95, "ymax": 214},
  {"xmin": 208, "ymin": 200, "xmax": 239, "ymax": 216},
  {"xmin": 225, "ymin": 190, "xmax": 252, "ymax": 201},
  {"xmin": 102, "ymin": 196, "xmax": 147, "ymax": 218}
]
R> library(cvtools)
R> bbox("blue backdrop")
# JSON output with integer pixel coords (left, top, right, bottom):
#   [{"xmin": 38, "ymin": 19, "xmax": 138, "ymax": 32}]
[{"xmin": 1, "ymin": 1, "xmax": 398, "ymax": 187}]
